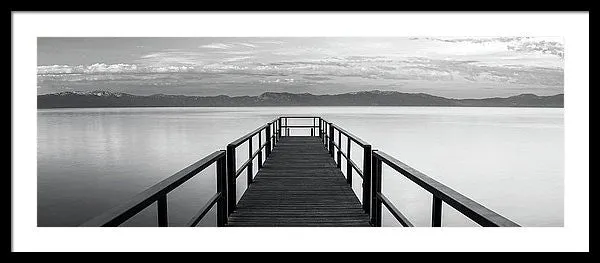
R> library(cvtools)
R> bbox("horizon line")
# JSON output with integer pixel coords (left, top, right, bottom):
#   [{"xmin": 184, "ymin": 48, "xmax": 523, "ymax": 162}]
[{"xmin": 38, "ymin": 89, "xmax": 565, "ymax": 100}]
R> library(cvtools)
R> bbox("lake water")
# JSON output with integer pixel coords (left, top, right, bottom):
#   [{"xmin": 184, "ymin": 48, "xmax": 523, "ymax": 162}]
[{"xmin": 37, "ymin": 107, "xmax": 564, "ymax": 227}]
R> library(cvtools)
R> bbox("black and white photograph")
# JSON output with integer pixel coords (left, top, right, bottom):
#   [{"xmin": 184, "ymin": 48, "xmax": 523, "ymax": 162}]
[{"xmin": 12, "ymin": 12, "xmax": 589, "ymax": 252}]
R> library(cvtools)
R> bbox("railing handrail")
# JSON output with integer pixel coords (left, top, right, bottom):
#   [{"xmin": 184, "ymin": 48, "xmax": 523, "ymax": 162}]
[
  {"xmin": 81, "ymin": 150, "xmax": 226, "ymax": 227},
  {"xmin": 330, "ymin": 141, "xmax": 364, "ymax": 178},
  {"xmin": 229, "ymin": 124, "xmax": 268, "ymax": 147},
  {"xmin": 228, "ymin": 118, "xmax": 280, "ymax": 147},
  {"xmin": 277, "ymin": 116, "xmax": 321, "ymax": 137},
  {"xmin": 372, "ymin": 150, "xmax": 520, "ymax": 227},
  {"xmin": 280, "ymin": 125, "xmax": 318, "ymax": 128},
  {"xmin": 279, "ymin": 116, "xmax": 323, "ymax": 119},
  {"xmin": 329, "ymin": 123, "xmax": 369, "ymax": 147}
]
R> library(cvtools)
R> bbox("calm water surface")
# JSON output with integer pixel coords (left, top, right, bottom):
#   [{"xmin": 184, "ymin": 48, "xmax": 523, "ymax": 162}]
[{"xmin": 37, "ymin": 107, "xmax": 563, "ymax": 227}]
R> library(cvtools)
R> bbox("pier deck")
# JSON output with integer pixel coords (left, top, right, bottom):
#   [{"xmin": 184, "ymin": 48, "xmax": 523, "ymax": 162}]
[{"xmin": 227, "ymin": 136, "xmax": 370, "ymax": 227}]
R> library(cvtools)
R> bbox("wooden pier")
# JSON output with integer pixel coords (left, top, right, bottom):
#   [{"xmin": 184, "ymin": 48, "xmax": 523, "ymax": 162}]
[
  {"xmin": 228, "ymin": 136, "xmax": 370, "ymax": 226},
  {"xmin": 82, "ymin": 116, "xmax": 519, "ymax": 227}
]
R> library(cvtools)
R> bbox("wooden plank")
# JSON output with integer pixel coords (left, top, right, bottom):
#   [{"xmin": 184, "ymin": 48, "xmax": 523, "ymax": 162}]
[{"xmin": 227, "ymin": 136, "xmax": 371, "ymax": 227}]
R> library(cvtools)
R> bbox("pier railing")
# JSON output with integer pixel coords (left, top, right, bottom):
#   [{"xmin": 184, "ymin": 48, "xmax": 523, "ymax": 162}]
[
  {"xmin": 81, "ymin": 150, "xmax": 227, "ymax": 227},
  {"xmin": 82, "ymin": 115, "xmax": 519, "ymax": 227},
  {"xmin": 371, "ymin": 151, "xmax": 520, "ymax": 227},
  {"xmin": 318, "ymin": 117, "xmax": 518, "ymax": 227},
  {"xmin": 320, "ymin": 118, "xmax": 372, "ymax": 214},
  {"xmin": 226, "ymin": 118, "xmax": 278, "ymax": 214},
  {"xmin": 278, "ymin": 116, "xmax": 321, "ymax": 137}
]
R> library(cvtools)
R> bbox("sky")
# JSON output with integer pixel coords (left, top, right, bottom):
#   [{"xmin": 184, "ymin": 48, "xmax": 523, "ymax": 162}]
[{"xmin": 37, "ymin": 37, "xmax": 564, "ymax": 98}]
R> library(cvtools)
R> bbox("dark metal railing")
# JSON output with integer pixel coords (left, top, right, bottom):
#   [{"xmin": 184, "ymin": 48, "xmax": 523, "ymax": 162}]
[
  {"xmin": 226, "ymin": 118, "xmax": 278, "ymax": 214},
  {"xmin": 81, "ymin": 150, "xmax": 227, "ymax": 227},
  {"xmin": 370, "ymin": 151, "xmax": 520, "ymax": 227},
  {"xmin": 276, "ymin": 116, "xmax": 321, "ymax": 138},
  {"xmin": 82, "ymin": 115, "xmax": 519, "ymax": 227},
  {"xmin": 319, "ymin": 118, "xmax": 518, "ymax": 227},
  {"xmin": 320, "ymin": 118, "xmax": 372, "ymax": 214}
]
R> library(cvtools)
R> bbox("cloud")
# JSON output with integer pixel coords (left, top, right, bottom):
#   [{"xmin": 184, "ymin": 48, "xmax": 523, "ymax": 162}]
[
  {"xmin": 404, "ymin": 58, "xmax": 564, "ymax": 86},
  {"xmin": 223, "ymin": 56, "xmax": 255, "ymax": 62},
  {"xmin": 259, "ymin": 78, "xmax": 296, "ymax": 84},
  {"xmin": 38, "ymin": 63, "xmax": 195, "ymax": 75},
  {"xmin": 37, "ymin": 65, "xmax": 75, "ymax": 74},
  {"xmin": 410, "ymin": 37, "xmax": 564, "ymax": 58},
  {"xmin": 37, "ymin": 37, "xmax": 567, "ymax": 97},
  {"xmin": 84, "ymin": 63, "xmax": 139, "ymax": 73},
  {"xmin": 137, "ymin": 51, "xmax": 210, "ymax": 66},
  {"xmin": 253, "ymin": 40, "xmax": 285, "ymax": 45},
  {"xmin": 507, "ymin": 40, "xmax": 564, "ymax": 58},
  {"xmin": 38, "ymin": 54, "xmax": 563, "ymax": 94},
  {"xmin": 302, "ymin": 75, "xmax": 333, "ymax": 81},
  {"xmin": 38, "ymin": 63, "xmax": 140, "ymax": 74},
  {"xmin": 236, "ymin": 42, "xmax": 258, "ymax": 48},
  {"xmin": 199, "ymin": 43, "xmax": 233, "ymax": 49},
  {"xmin": 215, "ymin": 50, "xmax": 257, "ymax": 55},
  {"xmin": 140, "ymin": 53, "xmax": 162, "ymax": 59},
  {"xmin": 199, "ymin": 42, "xmax": 259, "ymax": 50},
  {"xmin": 411, "ymin": 37, "xmax": 533, "ymax": 44}
]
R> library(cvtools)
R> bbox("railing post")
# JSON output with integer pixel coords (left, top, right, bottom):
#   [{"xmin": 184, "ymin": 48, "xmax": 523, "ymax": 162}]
[
  {"xmin": 324, "ymin": 120, "xmax": 327, "ymax": 145},
  {"xmin": 157, "ymin": 195, "xmax": 168, "ymax": 227},
  {"xmin": 272, "ymin": 121, "xmax": 277, "ymax": 147},
  {"xmin": 319, "ymin": 118, "xmax": 323, "ymax": 141},
  {"xmin": 247, "ymin": 137, "xmax": 253, "ymax": 187},
  {"xmin": 362, "ymin": 145, "xmax": 372, "ymax": 214},
  {"xmin": 276, "ymin": 118, "xmax": 280, "ymax": 141},
  {"xmin": 311, "ymin": 118, "xmax": 315, "ymax": 137},
  {"xmin": 371, "ymin": 152, "xmax": 382, "ymax": 227},
  {"xmin": 226, "ymin": 144, "xmax": 236, "ymax": 214},
  {"xmin": 216, "ymin": 154, "xmax": 227, "ymax": 227},
  {"xmin": 328, "ymin": 124, "xmax": 334, "ymax": 157},
  {"xmin": 258, "ymin": 131, "xmax": 263, "ymax": 169},
  {"xmin": 323, "ymin": 121, "xmax": 325, "ymax": 144},
  {"xmin": 432, "ymin": 196, "xmax": 442, "ymax": 227},
  {"xmin": 286, "ymin": 118, "xmax": 289, "ymax": 136},
  {"xmin": 265, "ymin": 123, "xmax": 272, "ymax": 157},
  {"xmin": 336, "ymin": 130, "xmax": 342, "ymax": 168},
  {"xmin": 346, "ymin": 138, "xmax": 352, "ymax": 185}
]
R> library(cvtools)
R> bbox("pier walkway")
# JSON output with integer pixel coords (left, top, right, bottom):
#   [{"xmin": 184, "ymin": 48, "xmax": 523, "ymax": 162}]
[
  {"xmin": 227, "ymin": 136, "xmax": 370, "ymax": 226},
  {"xmin": 82, "ymin": 116, "xmax": 519, "ymax": 228}
]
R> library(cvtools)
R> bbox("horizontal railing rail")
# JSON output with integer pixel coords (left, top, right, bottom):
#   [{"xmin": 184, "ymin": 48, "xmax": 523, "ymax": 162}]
[
  {"xmin": 330, "ymin": 123, "xmax": 370, "ymax": 147},
  {"xmin": 277, "ymin": 116, "xmax": 321, "ymax": 137},
  {"xmin": 229, "ymin": 124, "xmax": 269, "ymax": 147},
  {"xmin": 81, "ymin": 150, "xmax": 227, "ymax": 227},
  {"xmin": 371, "ymin": 150, "xmax": 520, "ymax": 227}
]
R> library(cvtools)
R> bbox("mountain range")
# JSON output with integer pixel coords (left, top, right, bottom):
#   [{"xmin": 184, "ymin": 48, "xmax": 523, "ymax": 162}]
[{"xmin": 37, "ymin": 90, "xmax": 564, "ymax": 109}]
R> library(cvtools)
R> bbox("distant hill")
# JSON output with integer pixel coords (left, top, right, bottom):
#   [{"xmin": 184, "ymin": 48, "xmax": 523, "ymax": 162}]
[{"xmin": 37, "ymin": 90, "xmax": 564, "ymax": 109}]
